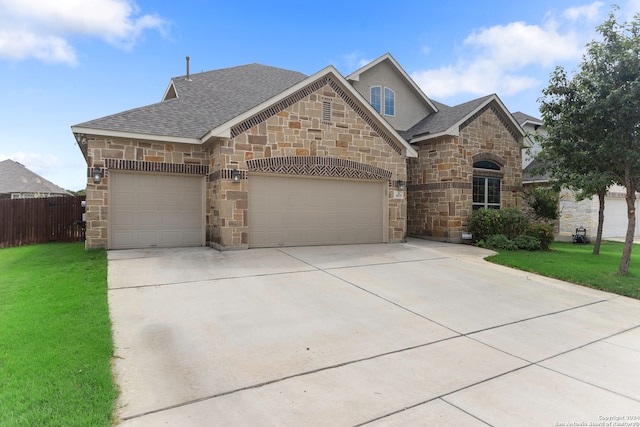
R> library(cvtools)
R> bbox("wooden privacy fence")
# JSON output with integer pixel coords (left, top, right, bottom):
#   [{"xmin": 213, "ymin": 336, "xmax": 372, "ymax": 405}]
[{"xmin": 0, "ymin": 196, "xmax": 85, "ymax": 248}]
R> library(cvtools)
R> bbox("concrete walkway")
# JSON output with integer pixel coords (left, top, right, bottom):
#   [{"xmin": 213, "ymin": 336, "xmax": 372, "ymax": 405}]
[{"xmin": 107, "ymin": 239, "xmax": 640, "ymax": 426}]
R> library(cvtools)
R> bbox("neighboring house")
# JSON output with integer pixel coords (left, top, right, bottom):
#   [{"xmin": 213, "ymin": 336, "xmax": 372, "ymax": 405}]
[
  {"xmin": 513, "ymin": 111, "xmax": 544, "ymax": 169},
  {"xmin": 518, "ymin": 115, "xmax": 640, "ymax": 239},
  {"xmin": 0, "ymin": 159, "xmax": 72, "ymax": 199},
  {"xmin": 72, "ymin": 53, "xmax": 526, "ymax": 250}
]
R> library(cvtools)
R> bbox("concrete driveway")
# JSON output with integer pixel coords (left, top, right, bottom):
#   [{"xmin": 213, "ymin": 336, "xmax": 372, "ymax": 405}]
[{"xmin": 108, "ymin": 239, "xmax": 640, "ymax": 426}]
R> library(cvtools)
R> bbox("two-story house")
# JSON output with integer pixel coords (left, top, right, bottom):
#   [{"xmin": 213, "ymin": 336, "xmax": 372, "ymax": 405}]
[{"xmin": 72, "ymin": 53, "xmax": 526, "ymax": 250}]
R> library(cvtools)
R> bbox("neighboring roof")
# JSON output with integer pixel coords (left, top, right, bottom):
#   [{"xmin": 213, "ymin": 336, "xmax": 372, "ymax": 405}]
[
  {"xmin": 345, "ymin": 53, "xmax": 439, "ymax": 114},
  {"xmin": 522, "ymin": 159, "xmax": 551, "ymax": 183},
  {"xmin": 73, "ymin": 64, "xmax": 308, "ymax": 143},
  {"xmin": 512, "ymin": 111, "xmax": 543, "ymax": 127},
  {"xmin": 0, "ymin": 159, "xmax": 71, "ymax": 195},
  {"xmin": 400, "ymin": 94, "xmax": 526, "ymax": 146}
]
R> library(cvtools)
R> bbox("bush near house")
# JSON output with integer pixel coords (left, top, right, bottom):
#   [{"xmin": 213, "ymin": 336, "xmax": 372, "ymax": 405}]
[{"xmin": 469, "ymin": 208, "xmax": 553, "ymax": 251}]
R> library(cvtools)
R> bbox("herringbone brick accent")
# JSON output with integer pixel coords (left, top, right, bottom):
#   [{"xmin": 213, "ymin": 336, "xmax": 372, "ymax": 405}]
[{"xmin": 246, "ymin": 156, "xmax": 392, "ymax": 180}]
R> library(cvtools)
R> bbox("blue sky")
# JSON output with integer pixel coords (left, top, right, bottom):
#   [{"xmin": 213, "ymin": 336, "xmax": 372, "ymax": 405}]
[{"xmin": 1, "ymin": 0, "xmax": 638, "ymax": 191}]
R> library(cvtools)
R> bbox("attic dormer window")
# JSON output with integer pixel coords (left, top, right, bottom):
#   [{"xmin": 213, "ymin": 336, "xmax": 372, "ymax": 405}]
[{"xmin": 370, "ymin": 86, "xmax": 395, "ymax": 117}]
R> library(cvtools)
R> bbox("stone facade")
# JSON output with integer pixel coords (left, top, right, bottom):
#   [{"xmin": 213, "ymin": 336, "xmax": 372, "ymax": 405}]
[
  {"xmin": 407, "ymin": 105, "xmax": 522, "ymax": 241},
  {"xmin": 84, "ymin": 137, "xmax": 210, "ymax": 249},
  {"xmin": 207, "ymin": 81, "xmax": 407, "ymax": 249},
  {"xmin": 83, "ymin": 79, "xmax": 407, "ymax": 250}
]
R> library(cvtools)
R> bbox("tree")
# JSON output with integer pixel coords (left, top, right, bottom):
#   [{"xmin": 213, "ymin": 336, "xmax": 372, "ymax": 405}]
[{"xmin": 539, "ymin": 8, "xmax": 640, "ymax": 275}]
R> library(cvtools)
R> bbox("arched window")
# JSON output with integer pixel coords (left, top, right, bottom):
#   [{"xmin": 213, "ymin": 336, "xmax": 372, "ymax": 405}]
[
  {"xmin": 473, "ymin": 161, "xmax": 501, "ymax": 210},
  {"xmin": 369, "ymin": 86, "xmax": 395, "ymax": 117}
]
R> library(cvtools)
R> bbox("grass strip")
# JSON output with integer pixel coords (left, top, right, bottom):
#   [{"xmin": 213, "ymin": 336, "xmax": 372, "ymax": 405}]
[
  {"xmin": 0, "ymin": 243, "xmax": 117, "ymax": 427},
  {"xmin": 486, "ymin": 240, "xmax": 639, "ymax": 299}
]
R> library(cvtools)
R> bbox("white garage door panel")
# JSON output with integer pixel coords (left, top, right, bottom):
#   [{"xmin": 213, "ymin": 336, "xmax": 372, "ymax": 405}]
[
  {"xmin": 603, "ymin": 198, "xmax": 640, "ymax": 237},
  {"xmin": 110, "ymin": 172, "xmax": 204, "ymax": 249},
  {"xmin": 249, "ymin": 175, "xmax": 385, "ymax": 248}
]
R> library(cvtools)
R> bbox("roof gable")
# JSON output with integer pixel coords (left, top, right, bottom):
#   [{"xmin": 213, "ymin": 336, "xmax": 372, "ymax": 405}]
[
  {"xmin": 346, "ymin": 53, "xmax": 438, "ymax": 114},
  {"xmin": 0, "ymin": 159, "xmax": 71, "ymax": 195},
  {"xmin": 404, "ymin": 94, "xmax": 526, "ymax": 145},
  {"xmin": 204, "ymin": 66, "xmax": 417, "ymax": 158}
]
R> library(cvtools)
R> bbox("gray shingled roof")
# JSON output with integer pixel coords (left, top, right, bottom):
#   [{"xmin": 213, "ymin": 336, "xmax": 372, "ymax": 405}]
[
  {"xmin": 400, "ymin": 95, "xmax": 494, "ymax": 140},
  {"xmin": 512, "ymin": 111, "xmax": 542, "ymax": 126},
  {"xmin": 0, "ymin": 159, "xmax": 72, "ymax": 195},
  {"xmin": 74, "ymin": 64, "xmax": 308, "ymax": 139},
  {"xmin": 522, "ymin": 158, "xmax": 551, "ymax": 183}
]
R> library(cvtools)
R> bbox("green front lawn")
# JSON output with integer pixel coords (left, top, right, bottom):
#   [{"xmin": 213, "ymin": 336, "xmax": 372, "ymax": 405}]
[
  {"xmin": 486, "ymin": 240, "xmax": 640, "ymax": 299},
  {"xmin": 0, "ymin": 243, "xmax": 117, "ymax": 427}
]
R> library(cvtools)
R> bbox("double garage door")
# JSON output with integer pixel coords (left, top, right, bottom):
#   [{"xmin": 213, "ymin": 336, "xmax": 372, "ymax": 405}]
[
  {"xmin": 109, "ymin": 172, "xmax": 205, "ymax": 249},
  {"xmin": 109, "ymin": 172, "xmax": 385, "ymax": 249},
  {"xmin": 248, "ymin": 175, "xmax": 386, "ymax": 248}
]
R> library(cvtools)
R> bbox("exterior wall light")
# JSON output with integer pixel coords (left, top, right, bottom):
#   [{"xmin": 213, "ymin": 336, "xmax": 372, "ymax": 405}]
[
  {"xmin": 92, "ymin": 167, "xmax": 103, "ymax": 184},
  {"xmin": 396, "ymin": 180, "xmax": 405, "ymax": 191},
  {"xmin": 231, "ymin": 169, "xmax": 241, "ymax": 183}
]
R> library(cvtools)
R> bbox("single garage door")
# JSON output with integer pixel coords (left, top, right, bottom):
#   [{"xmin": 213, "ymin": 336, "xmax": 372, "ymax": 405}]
[
  {"xmin": 109, "ymin": 172, "xmax": 205, "ymax": 249},
  {"xmin": 248, "ymin": 174, "xmax": 386, "ymax": 248},
  {"xmin": 603, "ymin": 197, "xmax": 640, "ymax": 238}
]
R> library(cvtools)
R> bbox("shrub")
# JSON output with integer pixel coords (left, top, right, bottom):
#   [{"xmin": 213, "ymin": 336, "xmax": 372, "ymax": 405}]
[
  {"xmin": 513, "ymin": 234, "xmax": 542, "ymax": 251},
  {"xmin": 468, "ymin": 208, "xmax": 529, "ymax": 242},
  {"xmin": 500, "ymin": 208, "xmax": 530, "ymax": 239},
  {"xmin": 468, "ymin": 209, "xmax": 503, "ymax": 241},
  {"xmin": 485, "ymin": 234, "xmax": 517, "ymax": 250},
  {"xmin": 525, "ymin": 223, "xmax": 555, "ymax": 250}
]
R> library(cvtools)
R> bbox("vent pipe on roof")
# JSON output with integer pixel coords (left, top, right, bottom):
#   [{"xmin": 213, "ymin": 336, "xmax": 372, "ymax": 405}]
[{"xmin": 186, "ymin": 56, "xmax": 191, "ymax": 81}]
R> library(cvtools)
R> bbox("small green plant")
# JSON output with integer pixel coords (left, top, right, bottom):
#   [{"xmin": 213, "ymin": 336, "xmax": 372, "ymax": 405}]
[
  {"xmin": 525, "ymin": 223, "xmax": 555, "ymax": 250},
  {"xmin": 485, "ymin": 234, "xmax": 517, "ymax": 250},
  {"xmin": 513, "ymin": 234, "xmax": 542, "ymax": 251}
]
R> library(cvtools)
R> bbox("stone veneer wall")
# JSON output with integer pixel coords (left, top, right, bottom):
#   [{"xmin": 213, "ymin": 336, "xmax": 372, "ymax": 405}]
[
  {"xmin": 557, "ymin": 189, "xmax": 599, "ymax": 239},
  {"xmin": 84, "ymin": 136, "xmax": 210, "ymax": 249},
  {"xmin": 407, "ymin": 105, "xmax": 522, "ymax": 241},
  {"xmin": 207, "ymin": 82, "xmax": 407, "ymax": 249}
]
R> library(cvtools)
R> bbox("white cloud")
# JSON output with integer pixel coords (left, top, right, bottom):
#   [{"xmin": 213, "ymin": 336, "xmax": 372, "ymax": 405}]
[
  {"xmin": 563, "ymin": 2, "xmax": 605, "ymax": 21},
  {"xmin": 410, "ymin": 2, "xmax": 612, "ymax": 100},
  {"xmin": 0, "ymin": 0, "xmax": 167, "ymax": 64}
]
